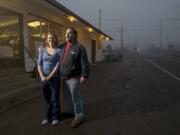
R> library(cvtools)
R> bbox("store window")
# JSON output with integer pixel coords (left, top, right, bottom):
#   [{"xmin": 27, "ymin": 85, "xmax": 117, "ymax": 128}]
[
  {"xmin": 28, "ymin": 15, "xmax": 48, "ymax": 58},
  {"xmin": 0, "ymin": 6, "xmax": 21, "ymax": 58},
  {"xmin": 28, "ymin": 14, "xmax": 64, "ymax": 59},
  {"xmin": 49, "ymin": 22, "xmax": 64, "ymax": 44}
]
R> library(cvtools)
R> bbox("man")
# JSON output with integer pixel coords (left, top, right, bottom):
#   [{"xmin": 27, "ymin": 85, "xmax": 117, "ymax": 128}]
[{"xmin": 60, "ymin": 27, "xmax": 90, "ymax": 128}]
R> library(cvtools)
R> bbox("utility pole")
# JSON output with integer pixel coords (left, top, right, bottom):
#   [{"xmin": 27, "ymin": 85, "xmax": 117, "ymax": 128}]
[
  {"xmin": 167, "ymin": 35, "xmax": 169, "ymax": 48},
  {"xmin": 159, "ymin": 19, "xmax": 162, "ymax": 49},
  {"xmin": 165, "ymin": 18, "xmax": 180, "ymax": 49},
  {"xmin": 99, "ymin": 9, "xmax": 102, "ymax": 30},
  {"xmin": 134, "ymin": 36, "xmax": 138, "ymax": 51},
  {"xmin": 121, "ymin": 24, "xmax": 124, "ymax": 54}
]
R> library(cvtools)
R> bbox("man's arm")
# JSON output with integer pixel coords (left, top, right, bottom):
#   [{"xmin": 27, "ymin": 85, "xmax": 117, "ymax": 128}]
[{"xmin": 80, "ymin": 46, "xmax": 90, "ymax": 82}]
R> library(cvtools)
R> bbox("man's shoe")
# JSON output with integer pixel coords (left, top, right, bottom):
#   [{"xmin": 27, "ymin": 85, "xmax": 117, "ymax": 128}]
[
  {"xmin": 61, "ymin": 112, "xmax": 74, "ymax": 118},
  {"xmin": 52, "ymin": 120, "xmax": 59, "ymax": 126},
  {"xmin": 41, "ymin": 119, "xmax": 49, "ymax": 125},
  {"xmin": 70, "ymin": 118, "xmax": 84, "ymax": 128}
]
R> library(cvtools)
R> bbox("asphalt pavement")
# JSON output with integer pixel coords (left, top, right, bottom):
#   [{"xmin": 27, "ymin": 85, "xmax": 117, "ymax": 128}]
[{"xmin": 0, "ymin": 51, "xmax": 180, "ymax": 135}]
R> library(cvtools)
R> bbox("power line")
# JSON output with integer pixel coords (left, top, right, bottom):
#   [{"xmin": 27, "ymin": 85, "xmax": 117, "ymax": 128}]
[{"xmin": 104, "ymin": 25, "xmax": 160, "ymax": 32}]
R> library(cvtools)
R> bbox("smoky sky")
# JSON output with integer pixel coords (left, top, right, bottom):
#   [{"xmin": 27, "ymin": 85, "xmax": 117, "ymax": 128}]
[{"xmin": 57, "ymin": 0, "xmax": 180, "ymax": 49}]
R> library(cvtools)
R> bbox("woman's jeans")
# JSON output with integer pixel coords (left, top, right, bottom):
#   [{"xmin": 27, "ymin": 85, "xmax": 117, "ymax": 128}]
[
  {"xmin": 41, "ymin": 77, "xmax": 60, "ymax": 120},
  {"xmin": 63, "ymin": 78, "xmax": 84, "ymax": 120}
]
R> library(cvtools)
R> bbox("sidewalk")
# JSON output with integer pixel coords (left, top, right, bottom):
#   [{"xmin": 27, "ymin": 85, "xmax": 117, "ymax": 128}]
[
  {"xmin": 0, "ymin": 58, "xmax": 128, "ymax": 113},
  {"xmin": 0, "ymin": 60, "xmax": 129, "ymax": 135}
]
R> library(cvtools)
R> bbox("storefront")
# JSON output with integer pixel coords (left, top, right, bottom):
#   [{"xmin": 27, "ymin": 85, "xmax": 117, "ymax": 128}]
[
  {"xmin": 0, "ymin": 6, "xmax": 24, "ymax": 68},
  {"xmin": 0, "ymin": 0, "xmax": 113, "ymax": 71},
  {"xmin": 27, "ymin": 13, "xmax": 64, "ymax": 58}
]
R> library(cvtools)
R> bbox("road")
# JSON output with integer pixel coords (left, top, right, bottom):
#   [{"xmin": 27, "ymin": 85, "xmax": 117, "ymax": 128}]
[{"xmin": 0, "ymin": 51, "xmax": 180, "ymax": 135}]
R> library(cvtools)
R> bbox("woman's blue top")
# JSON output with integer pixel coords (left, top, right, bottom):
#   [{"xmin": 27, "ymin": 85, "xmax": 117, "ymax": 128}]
[{"xmin": 38, "ymin": 47, "xmax": 61, "ymax": 77}]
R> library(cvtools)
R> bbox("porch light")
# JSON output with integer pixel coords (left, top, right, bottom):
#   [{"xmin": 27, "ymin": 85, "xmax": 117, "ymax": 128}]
[
  {"xmin": 100, "ymin": 35, "xmax": 104, "ymax": 39},
  {"xmin": 68, "ymin": 16, "xmax": 77, "ymax": 22},
  {"xmin": 87, "ymin": 27, "xmax": 93, "ymax": 32},
  {"xmin": 106, "ymin": 37, "xmax": 110, "ymax": 41}
]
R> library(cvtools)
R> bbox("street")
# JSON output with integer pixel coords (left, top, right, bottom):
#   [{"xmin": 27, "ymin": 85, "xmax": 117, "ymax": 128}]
[{"xmin": 0, "ymin": 51, "xmax": 180, "ymax": 135}]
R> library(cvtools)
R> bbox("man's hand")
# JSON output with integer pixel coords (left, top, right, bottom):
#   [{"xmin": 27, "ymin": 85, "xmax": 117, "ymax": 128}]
[{"xmin": 80, "ymin": 76, "xmax": 85, "ymax": 84}]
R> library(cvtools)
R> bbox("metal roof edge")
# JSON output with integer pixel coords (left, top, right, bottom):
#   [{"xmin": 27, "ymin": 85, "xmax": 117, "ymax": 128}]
[{"xmin": 43, "ymin": 0, "xmax": 113, "ymax": 40}]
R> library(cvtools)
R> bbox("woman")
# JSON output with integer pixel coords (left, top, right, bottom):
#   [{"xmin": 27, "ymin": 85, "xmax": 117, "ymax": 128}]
[{"xmin": 37, "ymin": 31, "xmax": 61, "ymax": 126}]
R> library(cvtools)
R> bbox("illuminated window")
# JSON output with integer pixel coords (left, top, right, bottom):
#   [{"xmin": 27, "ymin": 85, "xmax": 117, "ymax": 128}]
[
  {"xmin": 0, "ymin": 7, "xmax": 20, "ymax": 58},
  {"xmin": 49, "ymin": 22, "xmax": 64, "ymax": 44},
  {"xmin": 28, "ymin": 15, "xmax": 48, "ymax": 58},
  {"xmin": 28, "ymin": 14, "xmax": 64, "ymax": 58}
]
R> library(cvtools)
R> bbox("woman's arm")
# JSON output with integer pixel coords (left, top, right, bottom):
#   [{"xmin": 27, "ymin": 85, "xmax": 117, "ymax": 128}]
[
  {"xmin": 46, "ymin": 49, "xmax": 61, "ymax": 80},
  {"xmin": 37, "ymin": 48, "xmax": 46, "ymax": 81},
  {"xmin": 38, "ymin": 66, "xmax": 46, "ymax": 81},
  {"xmin": 46, "ymin": 65, "xmax": 59, "ymax": 80}
]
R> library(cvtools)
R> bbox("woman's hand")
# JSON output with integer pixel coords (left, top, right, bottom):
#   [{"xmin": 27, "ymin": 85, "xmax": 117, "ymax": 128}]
[
  {"xmin": 45, "ymin": 76, "xmax": 50, "ymax": 81},
  {"xmin": 40, "ymin": 75, "xmax": 46, "ymax": 81},
  {"xmin": 80, "ymin": 76, "xmax": 85, "ymax": 84}
]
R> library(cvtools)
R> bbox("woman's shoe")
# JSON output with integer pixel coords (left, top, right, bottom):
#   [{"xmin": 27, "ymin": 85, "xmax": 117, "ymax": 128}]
[
  {"xmin": 41, "ymin": 119, "xmax": 49, "ymax": 125},
  {"xmin": 52, "ymin": 120, "xmax": 59, "ymax": 126}
]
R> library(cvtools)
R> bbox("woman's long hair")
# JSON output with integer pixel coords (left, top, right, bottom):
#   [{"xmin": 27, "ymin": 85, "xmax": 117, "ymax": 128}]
[{"xmin": 45, "ymin": 31, "xmax": 58, "ymax": 47}]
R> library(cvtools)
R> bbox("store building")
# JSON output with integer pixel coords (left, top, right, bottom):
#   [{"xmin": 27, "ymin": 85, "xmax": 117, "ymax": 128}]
[{"xmin": 0, "ymin": 0, "xmax": 113, "ymax": 71}]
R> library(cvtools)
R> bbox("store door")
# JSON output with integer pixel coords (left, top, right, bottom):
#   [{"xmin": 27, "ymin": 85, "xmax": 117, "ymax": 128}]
[{"xmin": 91, "ymin": 40, "xmax": 96, "ymax": 63}]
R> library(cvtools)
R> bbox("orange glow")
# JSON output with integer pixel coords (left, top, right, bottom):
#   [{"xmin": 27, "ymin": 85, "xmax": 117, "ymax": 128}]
[
  {"xmin": 28, "ymin": 21, "xmax": 45, "ymax": 28},
  {"xmin": 106, "ymin": 37, "xmax": 110, "ymax": 41},
  {"xmin": 100, "ymin": 35, "xmax": 104, "ymax": 39},
  {"xmin": 87, "ymin": 27, "xmax": 93, "ymax": 32},
  {"xmin": 68, "ymin": 16, "xmax": 77, "ymax": 22}
]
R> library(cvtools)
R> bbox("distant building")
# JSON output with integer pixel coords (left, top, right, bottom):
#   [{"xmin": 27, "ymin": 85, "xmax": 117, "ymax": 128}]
[{"xmin": 0, "ymin": 0, "xmax": 113, "ymax": 71}]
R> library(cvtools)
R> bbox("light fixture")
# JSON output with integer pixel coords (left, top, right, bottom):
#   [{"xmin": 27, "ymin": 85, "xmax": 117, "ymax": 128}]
[
  {"xmin": 0, "ymin": 33, "xmax": 9, "ymax": 38},
  {"xmin": 31, "ymin": 33, "xmax": 46, "ymax": 38},
  {"xmin": 87, "ymin": 27, "xmax": 93, "ymax": 32},
  {"xmin": 100, "ymin": 35, "xmax": 104, "ymax": 39},
  {"xmin": 28, "ymin": 21, "xmax": 45, "ymax": 28},
  {"xmin": 0, "ymin": 23, "xmax": 5, "ymax": 27},
  {"xmin": 106, "ymin": 37, "xmax": 110, "ymax": 41},
  {"xmin": 30, "ymin": 34, "xmax": 41, "ymax": 38},
  {"xmin": 68, "ymin": 16, "xmax": 77, "ymax": 22}
]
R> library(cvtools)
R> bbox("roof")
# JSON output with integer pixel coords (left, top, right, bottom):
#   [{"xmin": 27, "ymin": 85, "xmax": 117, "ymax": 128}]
[{"xmin": 43, "ymin": 0, "xmax": 113, "ymax": 40}]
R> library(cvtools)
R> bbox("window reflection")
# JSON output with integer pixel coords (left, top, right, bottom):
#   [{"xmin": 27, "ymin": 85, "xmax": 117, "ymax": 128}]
[
  {"xmin": 0, "ymin": 7, "xmax": 20, "ymax": 58},
  {"xmin": 28, "ymin": 14, "xmax": 64, "ymax": 59}
]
